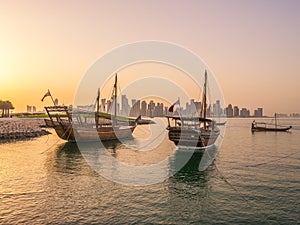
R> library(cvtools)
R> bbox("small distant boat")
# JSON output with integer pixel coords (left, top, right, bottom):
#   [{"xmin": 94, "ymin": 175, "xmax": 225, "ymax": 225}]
[
  {"xmin": 45, "ymin": 74, "xmax": 140, "ymax": 141},
  {"xmin": 215, "ymin": 121, "xmax": 226, "ymax": 126},
  {"xmin": 166, "ymin": 70, "xmax": 220, "ymax": 148},
  {"xmin": 251, "ymin": 113, "xmax": 292, "ymax": 132}
]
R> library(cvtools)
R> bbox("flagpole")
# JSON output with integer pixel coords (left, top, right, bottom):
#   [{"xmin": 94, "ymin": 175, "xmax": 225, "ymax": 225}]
[
  {"xmin": 177, "ymin": 97, "xmax": 182, "ymax": 117},
  {"xmin": 49, "ymin": 89, "xmax": 56, "ymax": 105}
]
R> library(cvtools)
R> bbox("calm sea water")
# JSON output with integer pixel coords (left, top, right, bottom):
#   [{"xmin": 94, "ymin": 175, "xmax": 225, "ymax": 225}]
[{"xmin": 0, "ymin": 118, "xmax": 299, "ymax": 224}]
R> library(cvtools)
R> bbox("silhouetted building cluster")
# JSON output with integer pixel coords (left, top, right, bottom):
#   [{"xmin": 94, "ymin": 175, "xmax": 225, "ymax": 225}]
[
  {"xmin": 86, "ymin": 94, "xmax": 269, "ymax": 118},
  {"xmin": 224, "ymin": 104, "xmax": 263, "ymax": 117},
  {"xmin": 290, "ymin": 113, "xmax": 300, "ymax": 117},
  {"xmin": 95, "ymin": 95, "xmax": 230, "ymax": 118},
  {"xmin": 123, "ymin": 97, "xmax": 165, "ymax": 118}
]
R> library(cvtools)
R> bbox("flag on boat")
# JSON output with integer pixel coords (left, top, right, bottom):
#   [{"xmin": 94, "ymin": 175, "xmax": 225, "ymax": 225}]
[
  {"xmin": 41, "ymin": 90, "xmax": 52, "ymax": 102},
  {"xmin": 96, "ymin": 88, "xmax": 100, "ymax": 103},
  {"xmin": 168, "ymin": 99, "xmax": 180, "ymax": 112},
  {"xmin": 135, "ymin": 115, "xmax": 142, "ymax": 123}
]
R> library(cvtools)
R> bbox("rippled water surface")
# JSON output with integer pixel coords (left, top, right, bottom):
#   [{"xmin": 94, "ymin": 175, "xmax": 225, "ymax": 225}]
[{"xmin": 0, "ymin": 118, "xmax": 299, "ymax": 224}]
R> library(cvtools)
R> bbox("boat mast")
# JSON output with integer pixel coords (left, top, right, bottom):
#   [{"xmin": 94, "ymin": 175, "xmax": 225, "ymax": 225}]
[
  {"xmin": 203, "ymin": 70, "xmax": 207, "ymax": 119},
  {"xmin": 201, "ymin": 70, "xmax": 207, "ymax": 128},
  {"xmin": 275, "ymin": 113, "xmax": 277, "ymax": 129},
  {"xmin": 96, "ymin": 88, "xmax": 100, "ymax": 128},
  {"xmin": 113, "ymin": 73, "xmax": 117, "ymax": 126}
]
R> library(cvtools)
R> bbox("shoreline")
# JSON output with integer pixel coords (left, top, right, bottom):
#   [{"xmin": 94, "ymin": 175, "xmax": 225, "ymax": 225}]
[{"xmin": 0, "ymin": 118, "xmax": 51, "ymax": 140}]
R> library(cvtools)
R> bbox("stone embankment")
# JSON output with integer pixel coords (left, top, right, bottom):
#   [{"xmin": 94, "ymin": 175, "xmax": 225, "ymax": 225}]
[{"xmin": 0, "ymin": 118, "xmax": 51, "ymax": 140}]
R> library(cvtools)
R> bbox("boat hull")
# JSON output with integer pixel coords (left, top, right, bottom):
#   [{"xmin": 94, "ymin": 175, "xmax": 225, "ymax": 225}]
[
  {"xmin": 167, "ymin": 127, "xmax": 219, "ymax": 148},
  {"xmin": 74, "ymin": 126, "xmax": 136, "ymax": 141},
  {"xmin": 46, "ymin": 119, "xmax": 136, "ymax": 141},
  {"xmin": 251, "ymin": 126, "xmax": 292, "ymax": 132}
]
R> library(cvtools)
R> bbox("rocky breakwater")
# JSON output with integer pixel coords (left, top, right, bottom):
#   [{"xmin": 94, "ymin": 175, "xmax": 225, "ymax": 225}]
[{"xmin": 0, "ymin": 118, "xmax": 51, "ymax": 140}]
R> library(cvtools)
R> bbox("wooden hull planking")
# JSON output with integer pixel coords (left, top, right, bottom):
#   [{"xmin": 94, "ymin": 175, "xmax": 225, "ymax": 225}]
[
  {"xmin": 168, "ymin": 127, "xmax": 219, "ymax": 147},
  {"xmin": 57, "ymin": 125, "xmax": 135, "ymax": 141}
]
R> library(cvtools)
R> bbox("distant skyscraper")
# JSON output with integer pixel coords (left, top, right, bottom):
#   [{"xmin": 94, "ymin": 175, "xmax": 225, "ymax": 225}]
[
  {"xmin": 226, "ymin": 104, "xmax": 233, "ymax": 117},
  {"xmin": 155, "ymin": 103, "xmax": 163, "ymax": 117},
  {"xmin": 26, "ymin": 105, "xmax": 32, "ymax": 113},
  {"xmin": 132, "ymin": 99, "xmax": 137, "ymax": 107},
  {"xmin": 189, "ymin": 99, "xmax": 197, "ymax": 115},
  {"xmin": 258, "ymin": 108, "xmax": 263, "ymax": 117},
  {"xmin": 254, "ymin": 107, "xmax": 263, "ymax": 117},
  {"xmin": 234, "ymin": 106, "xmax": 239, "ymax": 117},
  {"xmin": 212, "ymin": 100, "xmax": 222, "ymax": 117},
  {"xmin": 206, "ymin": 104, "xmax": 211, "ymax": 117},
  {"xmin": 194, "ymin": 101, "xmax": 201, "ymax": 114},
  {"xmin": 240, "ymin": 108, "xmax": 250, "ymax": 117},
  {"xmin": 141, "ymin": 101, "xmax": 147, "ymax": 116},
  {"xmin": 130, "ymin": 99, "xmax": 140, "ymax": 117},
  {"xmin": 148, "ymin": 100, "xmax": 155, "ymax": 117},
  {"xmin": 121, "ymin": 95, "xmax": 130, "ymax": 116}
]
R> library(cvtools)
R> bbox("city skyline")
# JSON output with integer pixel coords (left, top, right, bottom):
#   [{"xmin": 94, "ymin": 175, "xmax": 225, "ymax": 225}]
[
  {"xmin": 46, "ymin": 94, "xmax": 297, "ymax": 118},
  {"xmin": 20, "ymin": 91, "xmax": 300, "ymax": 118},
  {"xmin": 21, "ymin": 92, "xmax": 300, "ymax": 118}
]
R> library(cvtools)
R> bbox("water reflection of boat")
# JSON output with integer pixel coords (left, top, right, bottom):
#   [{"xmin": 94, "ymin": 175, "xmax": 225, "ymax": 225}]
[
  {"xmin": 44, "ymin": 142, "xmax": 86, "ymax": 175},
  {"xmin": 45, "ymin": 74, "xmax": 140, "ymax": 142},
  {"xmin": 251, "ymin": 113, "xmax": 292, "ymax": 132},
  {"xmin": 168, "ymin": 144, "xmax": 218, "ymax": 183},
  {"xmin": 166, "ymin": 71, "xmax": 220, "ymax": 148},
  {"xmin": 169, "ymin": 146, "xmax": 218, "ymax": 186}
]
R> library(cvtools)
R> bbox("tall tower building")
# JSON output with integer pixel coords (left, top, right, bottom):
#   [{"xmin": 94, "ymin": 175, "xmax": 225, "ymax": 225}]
[
  {"xmin": 233, "ymin": 106, "xmax": 239, "ymax": 117},
  {"xmin": 121, "ymin": 95, "xmax": 130, "ymax": 116},
  {"xmin": 141, "ymin": 101, "xmax": 147, "ymax": 116},
  {"xmin": 226, "ymin": 104, "xmax": 233, "ymax": 117},
  {"xmin": 258, "ymin": 108, "xmax": 263, "ymax": 117}
]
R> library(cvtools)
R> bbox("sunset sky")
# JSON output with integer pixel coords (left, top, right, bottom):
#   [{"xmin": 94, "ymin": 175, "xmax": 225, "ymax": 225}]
[{"xmin": 1, "ymin": 0, "xmax": 299, "ymax": 116}]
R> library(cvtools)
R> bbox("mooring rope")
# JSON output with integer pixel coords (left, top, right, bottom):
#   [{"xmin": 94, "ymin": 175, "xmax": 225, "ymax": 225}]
[
  {"xmin": 40, "ymin": 123, "xmax": 73, "ymax": 154},
  {"xmin": 245, "ymin": 150, "xmax": 299, "ymax": 167},
  {"xmin": 212, "ymin": 162, "xmax": 272, "ymax": 224}
]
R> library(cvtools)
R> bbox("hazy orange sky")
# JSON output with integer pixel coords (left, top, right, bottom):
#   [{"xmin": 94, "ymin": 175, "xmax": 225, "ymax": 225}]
[{"xmin": 1, "ymin": 0, "xmax": 299, "ymax": 116}]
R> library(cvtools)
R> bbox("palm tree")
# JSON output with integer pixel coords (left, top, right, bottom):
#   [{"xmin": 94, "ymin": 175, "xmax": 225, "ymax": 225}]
[{"xmin": 0, "ymin": 100, "xmax": 14, "ymax": 117}]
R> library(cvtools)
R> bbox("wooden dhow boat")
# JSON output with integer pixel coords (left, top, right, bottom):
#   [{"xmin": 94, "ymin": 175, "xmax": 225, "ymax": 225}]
[
  {"xmin": 166, "ymin": 70, "xmax": 220, "ymax": 148},
  {"xmin": 45, "ymin": 74, "xmax": 140, "ymax": 141},
  {"xmin": 251, "ymin": 113, "xmax": 292, "ymax": 132}
]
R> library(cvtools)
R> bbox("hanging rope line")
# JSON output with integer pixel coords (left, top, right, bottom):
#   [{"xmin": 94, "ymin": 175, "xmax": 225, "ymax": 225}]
[
  {"xmin": 213, "ymin": 162, "xmax": 272, "ymax": 224},
  {"xmin": 40, "ymin": 123, "xmax": 73, "ymax": 154},
  {"xmin": 245, "ymin": 150, "xmax": 299, "ymax": 167},
  {"xmin": 199, "ymin": 145, "xmax": 273, "ymax": 224}
]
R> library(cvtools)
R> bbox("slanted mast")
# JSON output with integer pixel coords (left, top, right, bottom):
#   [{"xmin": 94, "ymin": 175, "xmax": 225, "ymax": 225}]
[
  {"xmin": 113, "ymin": 74, "xmax": 117, "ymax": 126},
  {"xmin": 95, "ymin": 88, "xmax": 100, "ymax": 128},
  {"xmin": 200, "ymin": 70, "xmax": 208, "ymax": 128}
]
